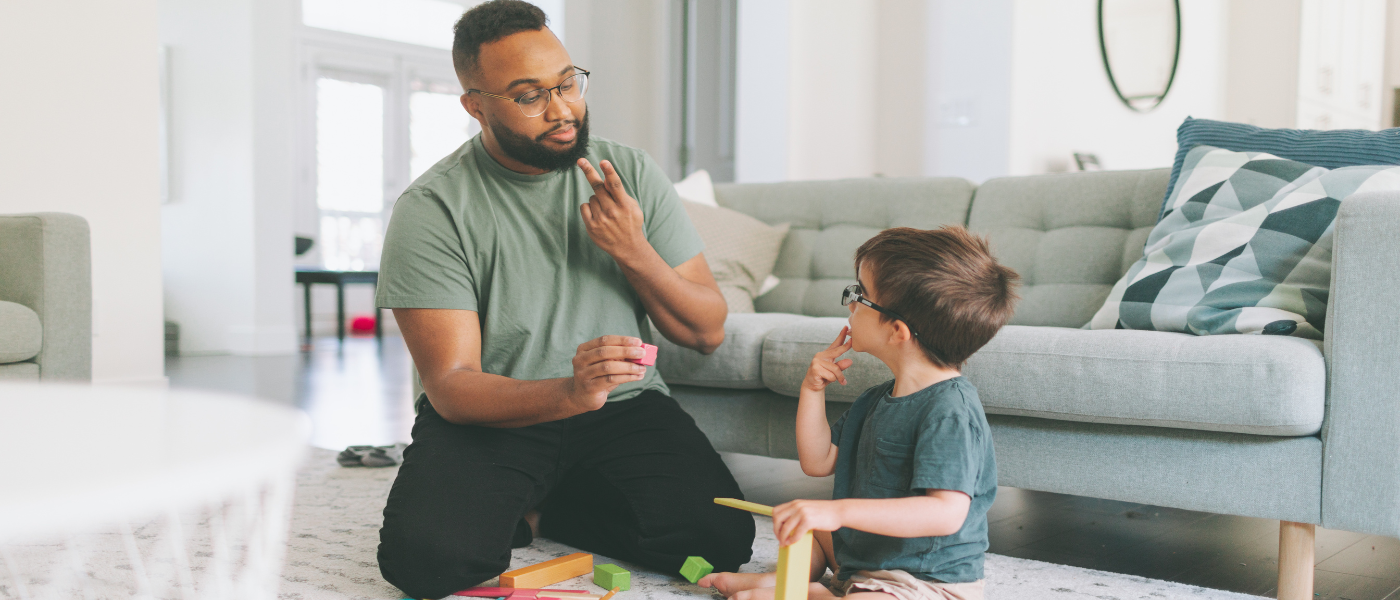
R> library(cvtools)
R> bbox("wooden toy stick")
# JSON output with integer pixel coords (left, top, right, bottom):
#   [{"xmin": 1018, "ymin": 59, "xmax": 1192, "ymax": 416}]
[
  {"xmin": 499, "ymin": 553, "xmax": 594, "ymax": 589},
  {"xmin": 599, "ymin": 587, "xmax": 621, "ymax": 600},
  {"xmin": 774, "ymin": 531, "xmax": 813, "ymax": 600},
  {"xmin": 537, "ymin": 593, "xmax": 602, "ymax": 599},
  {"xmin": 714, "ymin": 497, "xmax": 774, "ymax": 516},
  {"xmin": 455, "ymin": 589, "xmax": 587, "ymax": 597}
]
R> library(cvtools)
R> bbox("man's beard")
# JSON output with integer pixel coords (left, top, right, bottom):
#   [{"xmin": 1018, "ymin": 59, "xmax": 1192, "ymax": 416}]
[{"xmin": 489, "ymin": 110, "xmax": 591, "ymax": 172}]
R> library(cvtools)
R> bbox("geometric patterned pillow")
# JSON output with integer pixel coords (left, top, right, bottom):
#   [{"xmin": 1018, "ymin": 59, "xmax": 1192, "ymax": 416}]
[{"xmin": 1089, "ymin": 145, "xmax": 1400, "ymax": 339}]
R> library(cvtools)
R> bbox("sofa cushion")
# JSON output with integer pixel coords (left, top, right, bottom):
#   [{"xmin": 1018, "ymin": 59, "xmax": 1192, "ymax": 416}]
[
  {"xmin": 653, "ymin": 312, "xmax": 811, "ymax": 389},
  {"xmin": 760, "ymin": 318, "xmax": 1325, "ymax": 437},
  {"xmin": 968, "ymin": 169, "xmax": 1168, "ymax": 329},
  {"xmin": 714, "ymin": 178, "xmax": 975, "ymax": 318},
  {"xmin": 965, "ymin": 326, "xmax": 1325, "ymax": 436},
  {"xmin": 0, "ymin": 362, "xmax": 39, "ymax": 380},
  {"xmin": 0, "ymin": 300, "xmax": 41, "ymax": 364}
]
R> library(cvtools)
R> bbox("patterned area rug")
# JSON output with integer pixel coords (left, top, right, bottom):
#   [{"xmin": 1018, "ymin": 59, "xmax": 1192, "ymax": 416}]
[{"xmin": 282, "ymin": 449, "xmax": 1264, "ymax": 600}]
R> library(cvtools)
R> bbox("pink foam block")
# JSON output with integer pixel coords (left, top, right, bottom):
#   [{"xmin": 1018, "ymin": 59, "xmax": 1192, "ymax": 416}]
[{"xmin": 626, "ymin": 343, "xmax": 657, "ymax": 366}]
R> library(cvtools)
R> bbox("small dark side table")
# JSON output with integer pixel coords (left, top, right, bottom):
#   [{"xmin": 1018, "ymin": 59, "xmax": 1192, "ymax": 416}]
[{"xmin": 294, "ymin": 268, "xmax": 382, "ymax": 342}]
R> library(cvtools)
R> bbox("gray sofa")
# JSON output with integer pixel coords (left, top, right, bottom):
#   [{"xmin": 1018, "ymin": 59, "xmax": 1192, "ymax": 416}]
[
  {"xmin": 0, "ymin": 213, "xmax": 92, "ymax": 381},
  {"xmin": 656, "ymin": 168, "xmax": 1400, "ymax": 599}
]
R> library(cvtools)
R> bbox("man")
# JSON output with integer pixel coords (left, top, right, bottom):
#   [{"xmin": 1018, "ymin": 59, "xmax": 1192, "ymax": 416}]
[{"xmin": 374, "ymin": 1, "xmax": 755, "ymax": 598}]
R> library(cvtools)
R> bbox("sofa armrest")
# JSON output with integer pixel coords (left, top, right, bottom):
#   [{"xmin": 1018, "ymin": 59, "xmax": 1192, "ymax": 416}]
[
  {"xmin": 1321, "ymin": 190, "xmax": 1400, "ymax": 537},
  {"xmin": 0, "ymin": 213, "xmax": 91, "ymax": 380}
]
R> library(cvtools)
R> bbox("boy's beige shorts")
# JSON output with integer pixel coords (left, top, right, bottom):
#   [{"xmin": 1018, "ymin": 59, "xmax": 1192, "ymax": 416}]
[{"xmin": 834, "ymin": 569, "xmax": 984, "ymax": 600}]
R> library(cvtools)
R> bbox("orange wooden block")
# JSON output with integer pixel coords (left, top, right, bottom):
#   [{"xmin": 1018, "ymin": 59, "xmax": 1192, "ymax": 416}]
[{"xmin": 500, "ymin": 553, "xmax": 594, "ymax": 589}]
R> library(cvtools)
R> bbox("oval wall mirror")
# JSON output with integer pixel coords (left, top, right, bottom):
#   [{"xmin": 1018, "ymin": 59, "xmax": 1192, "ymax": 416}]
[{"xmin": 1098, "ymin": 0, "xmax": 1181, "ymax": 112}]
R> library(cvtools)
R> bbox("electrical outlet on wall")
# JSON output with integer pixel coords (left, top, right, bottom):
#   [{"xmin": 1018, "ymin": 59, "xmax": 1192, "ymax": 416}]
[{"xmin": 938, "ymin": 96, "xmax": 977, "ymax": 128}]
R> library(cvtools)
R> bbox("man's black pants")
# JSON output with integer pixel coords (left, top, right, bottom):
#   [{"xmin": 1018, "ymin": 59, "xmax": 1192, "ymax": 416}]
[{"xmin": 377, "ymin": 390, "xmax": 757, "ymax": 599}]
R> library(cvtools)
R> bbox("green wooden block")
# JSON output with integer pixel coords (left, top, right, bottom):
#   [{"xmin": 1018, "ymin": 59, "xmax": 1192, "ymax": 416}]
[
  {"xmin": 679, "ymin": 556, "xmax": 713, "ymax": 583},
  {"xmin": 593, "ymin": 563, "xmax": 631, "ymax": 591}
]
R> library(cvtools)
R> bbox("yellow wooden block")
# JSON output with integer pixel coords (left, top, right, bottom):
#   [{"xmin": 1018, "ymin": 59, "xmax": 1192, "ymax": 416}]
[
  {"xmin": 713, "ymin": 497, "xmax": 774, "ymax": 516},
  {"xmin": 774, "ymin": 531, "xmax": 812, "ymax": 600},
  {"xmin": 500, "ymin": 553, "xmax": 593, "ymax": 589}
]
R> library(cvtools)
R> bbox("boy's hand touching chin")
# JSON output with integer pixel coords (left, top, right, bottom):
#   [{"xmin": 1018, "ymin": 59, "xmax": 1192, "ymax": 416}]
[
  {"xmin": 802, "ymin": 327, "xmax": 854, "ymax": 392},
  {"xmin": 772, "ymin": 499, "xmax": 843, "ymax": 546}
]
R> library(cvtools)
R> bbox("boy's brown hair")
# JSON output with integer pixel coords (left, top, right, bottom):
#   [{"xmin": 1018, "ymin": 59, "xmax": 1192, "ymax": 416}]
[{"xmin": 854, "ymin": 226, "xmax": 1020, "ymax": 369}]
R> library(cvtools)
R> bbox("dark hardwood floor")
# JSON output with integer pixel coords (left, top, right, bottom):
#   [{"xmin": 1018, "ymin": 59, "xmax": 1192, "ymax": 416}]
[{"xmin": 166, "ymin": 334, "xmax": 1400, "ymax": 600}]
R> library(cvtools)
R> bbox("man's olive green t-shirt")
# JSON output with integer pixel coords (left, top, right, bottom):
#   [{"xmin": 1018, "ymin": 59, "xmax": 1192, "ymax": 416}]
[{"xmin": 375, "ymin": 135, "xmax": 705, "ymax": 402}]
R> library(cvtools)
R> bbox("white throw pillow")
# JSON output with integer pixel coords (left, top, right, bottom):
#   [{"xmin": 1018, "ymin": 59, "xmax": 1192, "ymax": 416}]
[
  {"xmin": 680, "ymin": 201, "xmax": 789, "ymax": 313},
  {"xmin": 673, "ymin": 169, "xmax": 717, "ymax": 207},
  {"xmin": 758, "ymin": 274, "xmax": 781, "ymax": 297}
]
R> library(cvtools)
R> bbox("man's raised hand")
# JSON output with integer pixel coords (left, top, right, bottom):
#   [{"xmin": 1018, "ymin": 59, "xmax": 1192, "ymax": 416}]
[
  {"xmin": 801, "ymin": 326, "xmax": 854, "ymax": 393},
  {"xmin": 577, "ymin": 158, "xmax": 647, "ymax": 259},
  {"xmin": 568, "ymin": 335, "xmax": 648, "ymax": 411}
]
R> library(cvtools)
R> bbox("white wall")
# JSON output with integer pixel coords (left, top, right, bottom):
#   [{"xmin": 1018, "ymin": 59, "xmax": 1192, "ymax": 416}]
[
  {"xmin": 787, "ymin": 0, "xmax": 878, "ymax": 181},
  {"xmin": 1007, "ymin": 0, "xmax": 1227, "ymax": 176},
  {"xmin": 1225, "ymin": 0, "xmax": 1302, "ymax": 128},
  {"xmin": 874, "ymin": 0, "xmax": 927, "ymax": 179},
  {"xmin": 923, "ymin": 0, "xmax": 1016, "ymax": 182},
  {"xmin": 734, "ymin": 0, "xmax": 791, "ymax": 183},
  {"xmin": 160, "ymin": 0, "xmax": 298, "ymax": 356},
  {"xmin": 0, "ymin": 0, "xmax": 166, "ymax": 384},
  {"xmin": 1383, "ymin": 0, "xmax": 1400, "ymax": 128},
  {"xmin": 564, "ymin": 0, "xmax": 673, "ymax": 173}
]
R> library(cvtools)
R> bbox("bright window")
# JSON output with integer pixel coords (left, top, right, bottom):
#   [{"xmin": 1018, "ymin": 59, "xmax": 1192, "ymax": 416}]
[
  {"xmin": 316, "ymin": 78, "xmax": 386, "ymax": 213},
  {"xmin": 298, "ymin": 0, "xmax": 560, "ymax": 272},
  {"xmin": 410, "ymin": 81, "xmax": 479, "ymax": 179}
]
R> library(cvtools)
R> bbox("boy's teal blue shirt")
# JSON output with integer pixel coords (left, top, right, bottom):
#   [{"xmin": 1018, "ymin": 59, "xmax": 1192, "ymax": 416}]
[{"xmin": 829, "ymin": 376, "xmax": 997, "ymax": 584}]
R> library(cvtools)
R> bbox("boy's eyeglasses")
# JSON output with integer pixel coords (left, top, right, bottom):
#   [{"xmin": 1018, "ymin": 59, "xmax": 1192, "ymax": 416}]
[{"xmin": 841, "ymin": 284, "xmax": 920, "ymax": 339}]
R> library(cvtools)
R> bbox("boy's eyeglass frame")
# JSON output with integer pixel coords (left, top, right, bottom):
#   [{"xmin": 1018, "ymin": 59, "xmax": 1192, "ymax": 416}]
[{"xmin": 841, "ymin": 284, "xmax": 920, "ymax": 340}]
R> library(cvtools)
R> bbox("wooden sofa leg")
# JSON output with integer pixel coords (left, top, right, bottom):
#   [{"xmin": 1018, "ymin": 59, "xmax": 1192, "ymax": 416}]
[{"xmin": 1277, "ymin": 521, "xmax": 1315, "ymax": 600}]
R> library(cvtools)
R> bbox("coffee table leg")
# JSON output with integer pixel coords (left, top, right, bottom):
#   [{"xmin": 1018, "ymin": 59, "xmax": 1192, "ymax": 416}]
[
  {"xmin": 303, "ymin": 283, "xmax": 312, "ymax": 344},
  {"xmin": 336, "ymin": 280, "xmax": 346, "ymax": 342}
]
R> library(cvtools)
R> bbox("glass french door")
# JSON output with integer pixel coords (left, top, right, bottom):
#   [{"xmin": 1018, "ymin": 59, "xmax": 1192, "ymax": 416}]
[{"xmin": 300, "ymin": 42, "xmax": 479, "ymax": 272}]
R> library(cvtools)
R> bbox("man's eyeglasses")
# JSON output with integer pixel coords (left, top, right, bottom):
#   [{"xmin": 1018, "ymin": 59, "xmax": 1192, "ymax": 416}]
[
  {"xmin": 467, "ymin": 67, "xmax": 590, "ymax": 118},
  {"xmin": 841, "ymin": 284, "xmax": 920, "ymax": 340}
]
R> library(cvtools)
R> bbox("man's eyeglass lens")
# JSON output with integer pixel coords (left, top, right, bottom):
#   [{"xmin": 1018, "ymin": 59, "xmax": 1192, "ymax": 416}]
[{"xmin": 517, "ymin": 73, "xmax": 588, "ymax": 117}]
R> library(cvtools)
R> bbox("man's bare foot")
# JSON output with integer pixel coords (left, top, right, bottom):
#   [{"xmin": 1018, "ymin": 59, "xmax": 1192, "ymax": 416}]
[
  {"xmin": 697, "ymin": 572, "xmax": 777, "ymax": 597},
  {"xmin": 524, "ymin": 509, "xmax": 541, "ymax": 537}
]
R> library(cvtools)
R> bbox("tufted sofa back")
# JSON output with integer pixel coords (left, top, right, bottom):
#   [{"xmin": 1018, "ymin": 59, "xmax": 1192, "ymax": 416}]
[
  {"xmin": 713, "ymin": 178, "xmax": 976, "ymax": 317},
  {"xmin": 713, "ymin": 168, "xmax": 1169, "ymax": 328},
  {"xmin": 967, "ymin": 168, "xmax": 1167, "ymax": 328}
]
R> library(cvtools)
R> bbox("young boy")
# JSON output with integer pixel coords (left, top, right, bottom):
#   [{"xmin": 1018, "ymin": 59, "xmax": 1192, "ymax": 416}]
[{"xmin": 701, "ymin": 226, "xmax": 1019, "ymax": 600}]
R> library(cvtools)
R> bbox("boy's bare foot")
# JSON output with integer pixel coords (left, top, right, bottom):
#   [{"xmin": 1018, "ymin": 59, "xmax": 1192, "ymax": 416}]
[{"xmin": 697, "ymin": 572, "xmax": 777, "ymax": 597}]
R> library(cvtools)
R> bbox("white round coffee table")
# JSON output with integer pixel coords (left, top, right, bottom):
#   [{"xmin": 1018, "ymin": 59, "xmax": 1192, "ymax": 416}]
[{"xmin": 0, "ymin": 383, "xmax": 309, "ymax": 598}]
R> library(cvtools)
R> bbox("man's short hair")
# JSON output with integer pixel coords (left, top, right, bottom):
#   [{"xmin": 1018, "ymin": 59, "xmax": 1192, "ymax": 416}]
[
  {"xmin": 854, "ymin": 226, "xmax": 1020, "ymax": 369},
  {"xmin": 452, "ymin": 0, "xmax": 548, "ymax": 85}
]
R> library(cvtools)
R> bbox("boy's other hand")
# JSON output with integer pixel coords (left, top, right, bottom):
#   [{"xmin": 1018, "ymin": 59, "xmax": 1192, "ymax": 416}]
[
  {"xmin": 773, "ymin": 499, "xmax": 843, "ymax": 547},
  {"xmin": 801, "ymin": 326, "xmax": 854, "ymax": 392}
]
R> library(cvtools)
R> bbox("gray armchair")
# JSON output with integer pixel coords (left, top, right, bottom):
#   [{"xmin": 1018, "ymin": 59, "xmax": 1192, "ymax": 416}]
[{"xmin": 0, "ymin": 213, "xmax": 91, "ymax": 381}]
